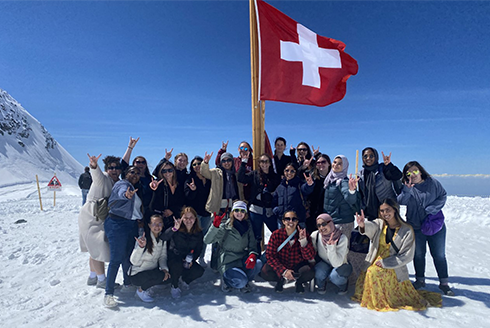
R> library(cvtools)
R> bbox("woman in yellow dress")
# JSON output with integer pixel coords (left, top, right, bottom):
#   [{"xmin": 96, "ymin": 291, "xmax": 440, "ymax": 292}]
[{"xmin": 352, "ymin": 198, "xmax": 442, "ymax": 311}]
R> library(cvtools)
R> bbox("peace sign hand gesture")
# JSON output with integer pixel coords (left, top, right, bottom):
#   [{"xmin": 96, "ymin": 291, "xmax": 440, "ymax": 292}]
[
  {"xmin": 125, "ymin": 187, "xmax": 138, "ymax": 199},
  {"xmin": 135, "ymin": 232, "xmax": 146, "ymax": 248},
  {"xmin": 150, "ymin": 177, "xmax": 164, "ymax": 191},
  {"xmin": 304, "ymin": 172, "xmax": 314, "ymax": 186},
  {"xmin": 186, "ymin": 178, "xmax": 197, "ymax": 191},
  {"xmin": 348, "ymin": 174, "xmax": 360, "ymax": 191},
  {"xmin": 173, "ymin": 216, "xmax": 182, "ymax": 231},
  {"xmin": 381, "ymin": 151, "xmax": 392, "ymax": 166},
  {"xmin": 298, "ymin": 227, "xmax": 307, "ymax": 240},
  {"xmin": 87, "ymin": 153, "xmax": 101, "ymax": 169},
  {"xmin": 355, "ymin": 210, "xmax": 366, "ymax": 229}
]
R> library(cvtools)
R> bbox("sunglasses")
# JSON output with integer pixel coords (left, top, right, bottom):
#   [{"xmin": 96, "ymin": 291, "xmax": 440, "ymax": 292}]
[
  {"xmin": 150, "ymin": 222, "xmax": 163, "ymax": 227},
  {"xmin": 316, "ymin": 160, "xmax": 328, "ymax": 165},
  {"xmin": 406, "ymin": 170, "xmax": 420, "ymax": 177},
  {"xmin": 161, "ymin": 168, "xmax": 174, "ymax": 174},
  {"xmin": 135, "ymin": 160, "xmax": 146, "ymax": 164},
  {"xmin": 259, "ymin": 160, "xmax": 270, "ymax": 164},
  {"xmin": 297, "ymin": 148, "xmax": 308, "ymax": 152},
  {"xmin": 283, "ymin": 217, "xmax": 299, "ymax": 222},
  {"xmin": 222, "ymin": 159, "xmax": 233, "ymax": 163},
  {"xmin": 127, "ymin": 170, "xmax": 139, "ymax": 175},
  {"xmin": 239, "ymin": 146, "xmax": 249, "ymax": 151},
  {"xmin": 317, "ymin": 221, "xmax": 331, "ymax": 228},
  {"xmin": 233, "ymin": 209, "xmax": 247, "ymax": 213},
  {"xmin": 192, "ymin": 162, "xmax": 202, "ymax": 167},
  {"xmin": 284, "ymin": 169, "xmax": 296, "ymax": 173},
  {"xmin": 108, "ymin": 166, "xmax": 122, "ymax": 170},
  {"xmin": 363, "ymin": 154, "xmax": 375, "ymax": 159}
]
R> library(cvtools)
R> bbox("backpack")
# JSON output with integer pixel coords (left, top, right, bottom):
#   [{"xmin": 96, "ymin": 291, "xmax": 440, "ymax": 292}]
[{"xmin": 94, "ymin": 197, "xmax": 110, "ymax": 221}]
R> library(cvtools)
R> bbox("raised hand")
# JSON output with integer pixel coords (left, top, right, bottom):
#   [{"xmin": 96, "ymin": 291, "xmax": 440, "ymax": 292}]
[
  {"xmin": 125, "ymin": 187, "xmax": 138, "ymax": 199},
  {"xmin": 355, "ymin": 210, "xmax": 366, "ymax": 229},
  {"xmin": 186, "ymin": 178, "xmax": 197, "ymax": 191},
  {"xmin": 173, "ymin": 216, "xmax": 182, "ymax": 230},
  {"xmin": 164, "ymin": 148, "xmax": 173, "ymax": 161},
  {"xmin": 348, "ymin": 173, "xmax": 360, "ymax": 191},
  {"xmin": 149, "ymin": 177, "xmax": 164, "ymax": 191},
  {"xmin": 203, "ymin": 151, "xmax": 213, "ymax": 164},
  {"xmin": 405, "ymin": 175, "xmax": 414, "ymax": 188},
  {"xmin": 311, "ymin": 145, "xmax": 320, "ymax": 156},
  {"xmin": 302, "ymin": 158, "xmax": 312, "ymax": 169},
  {"xmin": 381, "ymin": 151, "xmax": 392, "ymax": 166},
  {"xmin": 87, "ymin": 153, "xmax": 101, "ymax": 169},
  {"xmin": 128, "ymin": 136, "xmax": 139, "ymax": 149},
  {"xmin": 221, "ymin": 140, "xmax": 229, "ymax": 151},
  {"xmin": 304, "ymin": 172, "xmax": 314, "ymax": 186},
  {"xmin": 298, "ymin": 227, "xmax": 307, "ymax": 240},
  {"xmin": 135, "ymin": 232, "xmax": 146, "ymax": 248},
  {"xmin": 164, "ymin": 209, "xmax": 173, "ymax": 218}
]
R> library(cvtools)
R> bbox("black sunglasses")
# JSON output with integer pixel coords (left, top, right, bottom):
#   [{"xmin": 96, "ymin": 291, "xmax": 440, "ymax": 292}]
[
  {"xmin": 283, "ymin": 217, "xmax": 299, "ymax": 222},
  {"xmin": 297, "ymin": 148, "xmax": 308, "ymax": 152},
  {"xmin": 108, "ymin": 166, "xmax": 121, "ymax": 170},
  {"xmin": 317, "ymin": 221, "xmax": 331, "ymax": 228},
  {"xmin": 134, "ymin": 160, "xmax": 146, "ymax": 164},
  {"xmin": 192, "ymin": 162, "xmax": 202, "ymax": 167},
  {"xmin": 222, "ymin": 159, "xmax": 233, "ymax": 163},
  {"xmin": 161, "ymin": 168, "xmax": 174, "ymax": 174}
]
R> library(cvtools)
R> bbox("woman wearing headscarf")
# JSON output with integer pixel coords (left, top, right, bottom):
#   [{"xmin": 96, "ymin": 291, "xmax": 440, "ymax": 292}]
[
  {"xmin": 358, "ymin": 148, "xmax": 402, "ymax": 221},
  {"xmin": 352, "ymin": 199, "xmax": 442, "ymax": 311},
  {"xmin": 310, "ymin": 214, "xmax": 352, "ymax": 294},
  {"xmin": 323, "ymin": 155, "xmax": 361, "ymax": 242}
]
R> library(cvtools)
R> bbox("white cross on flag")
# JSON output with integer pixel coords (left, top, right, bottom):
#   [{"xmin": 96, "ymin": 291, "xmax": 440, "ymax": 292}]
[{"xmin": 255, "ymin": 0, "xmax": 358, "ymax": 107}]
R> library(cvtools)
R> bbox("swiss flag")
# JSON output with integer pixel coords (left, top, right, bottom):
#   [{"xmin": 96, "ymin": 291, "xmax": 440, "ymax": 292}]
[{"xmin": 255, "ymin": 0, "xmax": 358, "ymax": 107}]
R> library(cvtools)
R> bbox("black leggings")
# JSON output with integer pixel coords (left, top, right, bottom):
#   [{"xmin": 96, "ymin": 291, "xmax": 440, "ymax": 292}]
[
  {"xmin": 261, "ymin": 262, "xmax": 315, "ymax": 284},
  {"xmin": 130, "ymin": 267, "xmax": 169, "ymax": 291},
  {"xmin": 168, "ymin": 259, "xmax": 204, "ymax": 288}
]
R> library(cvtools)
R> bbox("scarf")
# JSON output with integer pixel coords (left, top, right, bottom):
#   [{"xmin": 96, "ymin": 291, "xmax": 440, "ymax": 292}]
[
  {"xmin": 317, "ymin": 214, "xmax": 342, "ymax": 245},
  {"xmin": 233, "ymin": 219, "xmax": 249, "ymax": 236},
  {"xmin": 324, "ymin": 155, "xmax": 349, "ymax": 188},
  {"xmin": 362, "ymin": 147, "xmax": 380, "ymax": 219}
]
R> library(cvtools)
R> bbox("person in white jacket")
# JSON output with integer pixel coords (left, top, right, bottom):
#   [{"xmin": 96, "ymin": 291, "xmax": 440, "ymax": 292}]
[
  {"xmin": 311, "ymin": 214, "xmax": 352, "ymax": 295},
  {"xmin": 129, "ymin": 214, "xmax": 170, "ymax": 303}
]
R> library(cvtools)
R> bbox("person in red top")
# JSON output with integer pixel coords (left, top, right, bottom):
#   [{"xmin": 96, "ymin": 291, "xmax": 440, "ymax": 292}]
[{"xmin": 261, "ymin": 211, "xmax": 315, "ymax": 293}]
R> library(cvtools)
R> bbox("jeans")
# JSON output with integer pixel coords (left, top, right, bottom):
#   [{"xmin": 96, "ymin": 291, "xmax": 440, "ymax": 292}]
[
  {"xmin": 81, "ymin": 189, "xmax": 89, "ymax": 205},
  {"xmin": 223, "ymin": 259, "xmax": 263, "ymax": 289},
  {"xmin": 198, "ymin": 215, "xmax": 212, "ymax": 258},
  {"xmin": 414, "ymin": 224, "xmax": 449, "ymax": 284},
  {"xmin": 249, "ymin": 211, "xmax": 277, "ymax": 250},
  {"xmin": 104, "ymin": 216, "xmax": 138, "ymax": 295},
  {"xmin": 314, "ymin": 261, "xmax": 352, "ymax": 288}
]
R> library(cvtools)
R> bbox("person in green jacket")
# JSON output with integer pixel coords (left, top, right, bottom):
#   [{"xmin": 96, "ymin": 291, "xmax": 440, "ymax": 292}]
[{"xmin": 204, "ymin": 201, "xmax": 262, "ymax": 293}]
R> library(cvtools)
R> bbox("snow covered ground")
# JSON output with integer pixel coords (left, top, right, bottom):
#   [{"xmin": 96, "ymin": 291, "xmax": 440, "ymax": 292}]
[{"xmin": 1, "ymin": 183, "xmax": 489, "ymax": 328}]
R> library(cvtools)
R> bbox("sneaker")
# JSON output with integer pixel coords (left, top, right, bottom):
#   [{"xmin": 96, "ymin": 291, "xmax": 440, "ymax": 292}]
[
  {"xmin": 96, "ymin": 279, "xmax": 106, "ymax": 289},
  {"xmin": 221, "ymin": 280, "xmax": 233, "ymax": 293},
  {"xmin": 439, "ymin": 284, "xmax": 455, "ymax": 296},
  {"xmin": 240, "ymin": 283, "xmax": 253, "ymax": 293},
  {"xmin": 103, "ymin": 294, "xmax": 117, "ymax": 308},
  {"xmin": 120, "ymin": 284, "xmax": 136, "ymax": 293},
  {"xmin": 295, "ymin": 282, "xmax": 305, "ymax": 294},
  {"xmin": 136, "ymin": 289, "xmax": 154, "ymax": 303},
  {"xmin": 171, "ymin": 287, "xmax": 182, "ymax": 299},
  {"xmin": 275, "ymin": 279, "xmax": 284, "ymax": 293},
  {"xmin": 412, "ymin": 280, "xmax": 426, "ymax": 290},
  {"xmin": 87, "ymin": 276, "xmax": 97, "ymax": 286},
  {"xmin": 198, "ymin": 256, "xmax": 208, "ymax": 268},
  {"xmin": 337, "ymin": 284, "xmax": 348, "ymax": 295},
  {"xmin": 317, "ymin": 283, "xmax": 327, "ymax": 295},
  {"xmin": 179, "ymin": 277, "xmax": 190, "ymax": 291}
]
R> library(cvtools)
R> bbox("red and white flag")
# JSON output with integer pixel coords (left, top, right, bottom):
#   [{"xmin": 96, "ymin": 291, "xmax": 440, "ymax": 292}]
[{"xmin": 255, "ymin": 0, "xmax": 358, "ymax": 107}]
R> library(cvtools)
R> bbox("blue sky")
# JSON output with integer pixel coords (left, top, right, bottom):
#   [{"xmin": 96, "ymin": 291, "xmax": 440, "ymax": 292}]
[{"xmin": 1, "ymin": 0, "xmax": 489, "ymax": 175}]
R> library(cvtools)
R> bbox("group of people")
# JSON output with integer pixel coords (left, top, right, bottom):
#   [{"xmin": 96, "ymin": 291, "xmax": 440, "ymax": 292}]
[{"xmin": 78, "ymin": 136, "xmax": 453, "ymax": 311}]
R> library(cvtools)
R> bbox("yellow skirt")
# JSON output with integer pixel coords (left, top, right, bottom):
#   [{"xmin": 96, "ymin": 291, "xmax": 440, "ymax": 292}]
[{"xmin": 351, "ymin": 256, "xmax": 442, "ymax": 312}]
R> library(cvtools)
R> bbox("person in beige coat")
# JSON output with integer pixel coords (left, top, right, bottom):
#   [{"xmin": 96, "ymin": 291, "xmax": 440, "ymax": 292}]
[
  {"xmin": 352, "ymin": 199, "xmax": 442, "ymax": 311},
  {"xmin": 78, "ymin": 154, "xmax": 122, "ymax": 288}
]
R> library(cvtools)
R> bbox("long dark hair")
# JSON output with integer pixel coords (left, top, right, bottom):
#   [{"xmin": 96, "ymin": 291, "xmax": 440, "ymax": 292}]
[
  {"xmin": 158, "ymin": 161, "xmax": 177, "ymax": 187},
  {"xmin": 402, "ymin": 161, "xmax": 430, "ymax": 184},
  {"xmin": 132, "ymin": 156, "xmax": 151, "ymax": 177},
  {"xmin": 379, "ymin": 198, "xmax": 411, "ymax": 229},
  {"xmin": 313, "ymin": 153, "xmax": 331, "ymax": 179},
  {"xmin": 145, "ymin": 214, "xmax": 164, "ymax": 255}
]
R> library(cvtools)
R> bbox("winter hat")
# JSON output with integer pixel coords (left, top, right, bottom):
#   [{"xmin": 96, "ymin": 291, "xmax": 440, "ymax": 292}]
[
  {"xmin": 220, "ymin": 152, "xmax": 233, "ymax": 162},
  {"xmin": 232, "ymin": 201, "xmax": 248, "ymax": 213}
]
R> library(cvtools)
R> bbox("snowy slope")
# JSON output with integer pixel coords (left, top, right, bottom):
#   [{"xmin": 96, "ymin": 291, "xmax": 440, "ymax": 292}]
[
  {"xmin": 0, "ymin": 88, "xmax": 83, "ymax": 187},
  {"xmin": 0, "ymin": 184, "xmax": 489, "ymax": 328}
]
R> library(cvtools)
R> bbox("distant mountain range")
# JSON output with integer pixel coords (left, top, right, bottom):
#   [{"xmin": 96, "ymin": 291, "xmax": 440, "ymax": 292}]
[{"xmin": 0, "ymin": 88, "xmax": 83, "ymax": 187}]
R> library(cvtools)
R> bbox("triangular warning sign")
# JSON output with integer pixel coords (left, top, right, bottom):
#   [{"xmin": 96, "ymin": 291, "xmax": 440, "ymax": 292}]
[{"xmin": 48, "ymin": 176, "xmax": 62, "ymax": 189}]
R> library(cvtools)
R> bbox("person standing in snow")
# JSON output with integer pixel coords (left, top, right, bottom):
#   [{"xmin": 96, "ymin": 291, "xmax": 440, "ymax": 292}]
[
  {"xmin": 78, "ymin": 166, "xmax": 92, "ymax": 205},
  {"xmin": 397, "ymin": 161, "xmax": 454, "ymax": 296}
]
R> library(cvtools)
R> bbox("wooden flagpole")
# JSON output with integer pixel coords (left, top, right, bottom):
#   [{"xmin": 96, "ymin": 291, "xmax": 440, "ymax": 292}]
[{"xmin": 250, "ymin": 0, "xmax": 265, "ymax": 170}]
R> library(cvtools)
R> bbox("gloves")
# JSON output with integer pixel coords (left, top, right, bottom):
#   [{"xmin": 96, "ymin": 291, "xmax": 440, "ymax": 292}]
[
  {"xmin": 245, "ymin": 254, "xmax": 257, "ymax": 269},
  {"xmin": 212, "ymin": 212, "xmax": 226, "ymax": 228}
]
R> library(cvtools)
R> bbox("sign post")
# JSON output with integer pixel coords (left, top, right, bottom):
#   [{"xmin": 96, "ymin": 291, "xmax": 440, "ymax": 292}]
[
  {"xmin": 47, "ymin": 174, "xmax": 62, "ymax": 206},
  {"xmin": 36, "ymin": 175, "xmax": 43, "ymax": 211}
]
